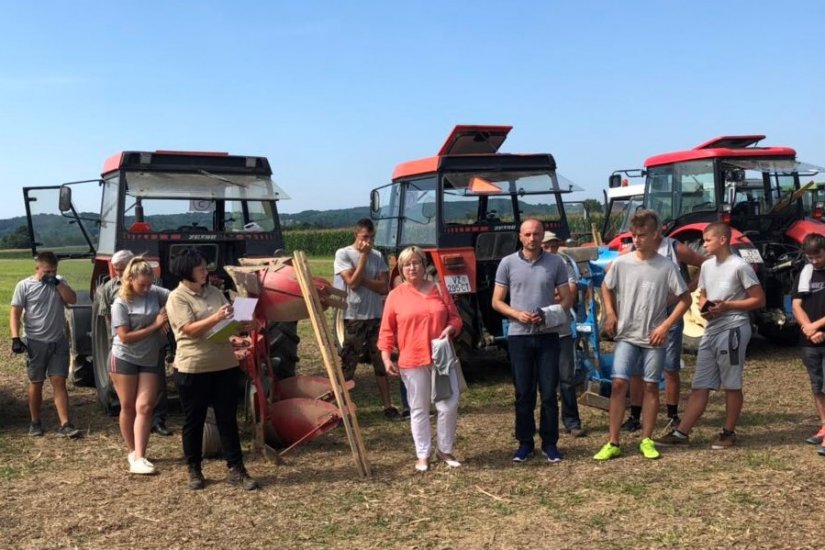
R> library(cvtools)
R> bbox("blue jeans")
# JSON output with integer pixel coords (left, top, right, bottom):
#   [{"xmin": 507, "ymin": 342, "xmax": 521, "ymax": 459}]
[{"xmin": 508, "ymin": 333, "xmax": 561, "ymax": 447}]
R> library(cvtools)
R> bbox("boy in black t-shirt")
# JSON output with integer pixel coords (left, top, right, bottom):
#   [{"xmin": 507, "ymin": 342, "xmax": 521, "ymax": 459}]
[{"xmin": 791, "ymin": 233, "xmax": 825, "ymax": 456}]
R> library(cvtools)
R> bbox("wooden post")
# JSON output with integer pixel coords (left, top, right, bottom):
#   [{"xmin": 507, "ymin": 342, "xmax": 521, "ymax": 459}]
[{"xmin": 292, "ymin": 251, "xmax": 372, "ymax": 478}]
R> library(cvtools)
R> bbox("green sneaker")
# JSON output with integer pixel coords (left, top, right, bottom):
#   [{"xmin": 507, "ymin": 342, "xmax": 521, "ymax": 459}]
[
  {"xmin": 593, "ymin": 442, "xmax": 621, "ymax": 461},
  {"xmin": 640, "ymin": 437, "xmax": 661, "ymax": 459}
]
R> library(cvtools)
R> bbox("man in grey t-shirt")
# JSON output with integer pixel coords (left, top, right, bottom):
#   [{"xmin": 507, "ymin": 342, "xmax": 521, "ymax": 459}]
[
  {"xmin": 10, "ymin": 251, "xmax": 80, "ymax": 438},
  {"xmin": 493, "ymin": 219, "xmax": 572, "ymax": 463},
  {"xmin": 334, "ymin": 218, "xmax": 399, "ymax": 419},
  {"xmin": 657, "ymin": 222, "xmax": 764, "ymax": 450},
  {"xmin": 595, "ymin": 210, "xmax": 690, "ymax": 462}
]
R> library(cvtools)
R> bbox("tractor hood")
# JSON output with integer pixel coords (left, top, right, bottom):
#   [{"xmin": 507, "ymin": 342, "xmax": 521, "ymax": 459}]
[{"xmin": 437, "ymin": 125, "xmax": 512, "ymax": 156}]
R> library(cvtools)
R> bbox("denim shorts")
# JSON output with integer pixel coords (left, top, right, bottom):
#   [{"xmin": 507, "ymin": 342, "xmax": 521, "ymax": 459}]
[{"xmin": 612, "ymin": 340, "xmax": 666, "ymax": 383}]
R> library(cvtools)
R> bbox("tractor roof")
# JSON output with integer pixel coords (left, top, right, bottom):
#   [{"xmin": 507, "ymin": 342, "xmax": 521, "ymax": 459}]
[
  {"xmin": 644, "ymin": 135, "xmax": 796, "ymax": 168},
  {"xmin": 393, "ymin": 125, "xmax": 523, "ymax": 180},
  {"xmin": 101, "ymin": 150, "xmax": 272, "ymax": 177}
]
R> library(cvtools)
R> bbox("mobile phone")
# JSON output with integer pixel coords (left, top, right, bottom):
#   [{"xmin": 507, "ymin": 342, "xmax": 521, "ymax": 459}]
[{"xmin": 700, "ymin": 300, "xmax": 716, "ymax": 314}]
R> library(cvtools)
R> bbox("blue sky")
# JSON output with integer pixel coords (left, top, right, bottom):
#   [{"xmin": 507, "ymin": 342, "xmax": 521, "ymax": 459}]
[{"xmin": 1, "ymin": 1, "xmax": 823, "ymax": 219}]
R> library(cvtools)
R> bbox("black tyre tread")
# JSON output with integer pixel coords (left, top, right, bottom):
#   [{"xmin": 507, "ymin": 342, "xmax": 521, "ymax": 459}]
[
  {"xmin": 91, "ymin": 299, "xmax": 119, "ymax": 416},
  {"xmin": 267, "ymin": 321, "xmax": 300, "ymax": 380}
]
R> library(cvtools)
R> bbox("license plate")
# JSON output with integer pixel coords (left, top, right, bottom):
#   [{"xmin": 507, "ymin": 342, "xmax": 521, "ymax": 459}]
[
  {"xmin": 444, "ymin": 274, "xmax": 471, "ymax": 294},
  {"xmin": 738, "ymin": 248, "xmax": 763, "ymax": 264}
]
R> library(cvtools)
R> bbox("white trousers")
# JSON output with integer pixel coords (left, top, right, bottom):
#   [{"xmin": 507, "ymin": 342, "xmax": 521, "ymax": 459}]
[{"xmin": 400, "ymin": 365, "xmax": 459, "ymax": 459}]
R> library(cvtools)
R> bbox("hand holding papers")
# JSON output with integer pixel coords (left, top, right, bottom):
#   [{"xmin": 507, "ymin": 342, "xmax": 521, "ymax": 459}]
[{"xmin": 206, "ymin": 297, "xmax": 259, "ymax": 342}]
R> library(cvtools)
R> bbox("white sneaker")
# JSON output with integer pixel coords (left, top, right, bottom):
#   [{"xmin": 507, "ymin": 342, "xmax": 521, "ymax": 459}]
[
  {"xmin": 129, "ymin": 457, "xmax": 156, "ymax": 475},
  {"xmin": 128, "ymin": 452, "xmax": 153, "ymax": 468}
]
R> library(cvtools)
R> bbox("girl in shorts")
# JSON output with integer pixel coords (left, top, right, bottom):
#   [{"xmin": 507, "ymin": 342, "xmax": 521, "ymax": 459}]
[{"xmin": 110, "ymin": 257, "xmax": 170, "ymax": 474}]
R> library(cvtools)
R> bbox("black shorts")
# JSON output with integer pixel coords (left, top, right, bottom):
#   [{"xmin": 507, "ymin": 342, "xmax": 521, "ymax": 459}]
[
  {"xmin": 800, "ymin": 346, "xmax": 825, "ymax": 394},
  {"xmin": 110, "ymin": 355, "xmax": 162, "ymax": 376}
]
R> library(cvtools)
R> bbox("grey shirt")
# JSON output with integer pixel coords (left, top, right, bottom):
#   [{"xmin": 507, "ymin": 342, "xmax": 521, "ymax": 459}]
[
  {"xmin": 333, "ymin": 246, "xmax": 388, "ymax": 320},
  {"xmin": 698, "ymin": 254, "xmax": 760, "ymax": 336},
  {"xmin": 495, "ymin": 250, "xmax": 568, "ymax": 336},
  {"xmin": 111, "ymin": 285, "xmax": 170, "ymax": 366},
  {"xmin": 11, "ymin": 276, "xmax": 68, "ymax": 343},
  {"xmin": 551, "ymin": 253, "xmax": 579, "ymax": 338},
  {"xmin": 603, "ymin": 252, "xmax": 687, "ymax": 347}
]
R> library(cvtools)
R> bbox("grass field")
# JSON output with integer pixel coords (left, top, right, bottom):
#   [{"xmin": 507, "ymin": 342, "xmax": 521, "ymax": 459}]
[{"xmin": 0, "ymin": 257, "xmax": 822, "ymax": 548}]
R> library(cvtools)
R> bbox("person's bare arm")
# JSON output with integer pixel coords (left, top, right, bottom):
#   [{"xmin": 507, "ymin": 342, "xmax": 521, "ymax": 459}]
[
  {"xmin": 9, "ymin": 306, "xmax": 23, "ymax": 339},
  {"xmin": 557, "ymin": 283, "xmax": 572, "ymax": 312},
  {"xmin": 56, "ymin": 279, "xmax": 77, "ymax": 305},
  {"xmin": 650, "ymin": 291, "xmax": 690, "ymax": 346},
  {"xmin": 601, "ymin": 285, "xmax": 618, "ymax": 337},
  {"xmin": 178, "ymin": 304, "xmax": 233, "ymax": 339},
  {"xmin": 707, "ymin": 284, "xmax": 765, "ymax": 318},
  {"xmin": 492, "ymin": 284, "xmax": 539, "ymax": 325}
]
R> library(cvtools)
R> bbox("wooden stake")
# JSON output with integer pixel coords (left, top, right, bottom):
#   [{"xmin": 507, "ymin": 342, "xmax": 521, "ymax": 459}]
[{"xmin": 292, "ymin": 251, "xmax": 372, "ymax": 478}]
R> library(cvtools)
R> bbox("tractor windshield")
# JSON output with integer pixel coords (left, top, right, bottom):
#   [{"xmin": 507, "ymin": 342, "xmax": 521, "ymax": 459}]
[
  {"xmin": 441, "ymin": 170, "xmax": 580, "ymax": 226},
  {"xmin": 646, "ymin": 160, "xmax": 716, "ymax": 224},
  {"xmin": 124, "ymin": 172, "xmax": 290, "ymax": 201},
  {"xmin": 724, "ymin": 159, "xmax": 824, "ymax": 215}
]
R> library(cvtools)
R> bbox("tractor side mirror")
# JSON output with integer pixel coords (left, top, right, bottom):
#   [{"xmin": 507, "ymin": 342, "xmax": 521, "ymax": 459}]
[
  {"xmin": 608, "ymin": 174, "xmax": 622, "ymax": 188},
  {"xmin": 370, "ymin": 189, "xmax": 380, "ymax": 217},
  {"xmin": 58, "ymin": 186, "xmax": 72, "ymax": 212}
]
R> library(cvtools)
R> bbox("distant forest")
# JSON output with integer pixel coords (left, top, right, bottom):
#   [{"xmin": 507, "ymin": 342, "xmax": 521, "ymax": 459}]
[{"xmin": 0, "ymin": 207, "xmax": 371, "ymax": 249}]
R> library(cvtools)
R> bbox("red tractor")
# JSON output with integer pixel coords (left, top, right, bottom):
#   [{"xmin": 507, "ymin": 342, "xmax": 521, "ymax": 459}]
[
  {"xmin": 605, "ymin": 135, "xmax": 825, "ymax": 349},
  {"xmin": 23, "ymin": 151, "xmax": 345, "ymax": 450},
  {"xmin": 368, "ymin": 125, "xmax": 581, "ymax": 359}
]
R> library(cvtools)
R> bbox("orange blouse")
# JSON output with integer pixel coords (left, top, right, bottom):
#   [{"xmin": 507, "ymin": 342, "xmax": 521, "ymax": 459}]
[{"xmin": 378, "ymin": 283, "xmax": 463, "ymax": 369}]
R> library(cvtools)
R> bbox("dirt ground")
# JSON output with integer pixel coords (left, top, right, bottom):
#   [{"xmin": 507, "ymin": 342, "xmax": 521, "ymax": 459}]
[{"xmin": 1, "ymin": 333, "xmax": 823, "ymax": 549}]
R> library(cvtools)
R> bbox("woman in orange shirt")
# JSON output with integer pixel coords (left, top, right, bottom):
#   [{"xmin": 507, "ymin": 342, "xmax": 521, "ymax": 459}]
[{"xmin": 378, "ymin": 246, "xmax": 463, "ymax": 472}]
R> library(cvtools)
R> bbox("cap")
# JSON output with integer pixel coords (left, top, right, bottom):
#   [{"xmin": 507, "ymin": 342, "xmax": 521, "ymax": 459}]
[
  {"xmin": 111, "ymin": 249, "xmax": 135, "ymax": 267},
  {"xmin": 542, "ymin": 231, "xmax": 561, "ymax": 244}
]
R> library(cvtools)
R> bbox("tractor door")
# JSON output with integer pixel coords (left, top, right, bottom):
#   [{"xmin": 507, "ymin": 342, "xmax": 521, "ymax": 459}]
[{"xmin": 23, "ymin": 181, "xmax": 100, "ymax": 259}]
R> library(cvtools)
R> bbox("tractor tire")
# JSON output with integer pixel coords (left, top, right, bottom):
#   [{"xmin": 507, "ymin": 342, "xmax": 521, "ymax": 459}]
[
  {"xmin": 454, "ymin": 294, "xmax": 479, "ymax": 361},
  {"xmin": 91, "ymin": 307, "xmax": 119, "ymax": 416},
  {"xmin": 680, "ymin": 238, "xmax": 707, "ymax": 354},
  {"xmin": 65, "ymin": 291, "xmax": 95, "ymax": 387},
  {"xmin": 757, "ymin": 322, "xmax": 799, "ymax": 346},
  {"xmin": 268, "ymin": 321, "xmax": 300, "ymax": 380}
]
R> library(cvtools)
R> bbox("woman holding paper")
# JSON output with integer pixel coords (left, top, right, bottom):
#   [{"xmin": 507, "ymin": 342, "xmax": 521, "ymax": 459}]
[
  {"xmin": 166, "ymin": 247, "xmax": 259, "ymax": 491},
  {"xmin": 110, "ymin": 256, "xmax": 170, "ymax": 475},
  {"xmin": 378, "ymin": 246, "xmax": 463, "ymax": 472}
]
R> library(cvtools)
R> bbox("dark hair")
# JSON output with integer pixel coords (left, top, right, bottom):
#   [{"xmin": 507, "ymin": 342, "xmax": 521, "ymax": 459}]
[
  {"xmin": 802, "ymin": 233, "xmax": 825, "ymax": 255},
  {"xmin": 35, "ymin": 251, "xmax": 58, "ymax": 267},
  {"xmin": 170, "ymin": 247, "xmax": 206, "ymax": 282},
  {"xmin": 355, "ymin": 218, "xmax": 375, "ymax": 233},
  {"xmin": 704, "ymin": 222, "xmax": 731, "ymax": 241},
  {"xmin": 629, "ymin": 209, "xmax": 660, "ymax": 232}
]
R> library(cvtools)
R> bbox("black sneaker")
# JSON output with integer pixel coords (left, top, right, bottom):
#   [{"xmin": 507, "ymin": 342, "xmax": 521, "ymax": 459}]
[
  {"xmin": 151, "ymin": 422, "xmax": 173, "ymax": 436},
  {"xmin": 56, "ymin": 422, "xmax": 81, "ymax": 439},
  {"xmin": 401, "ymin": 409, "xmax": 411, "ymax": 420},
  {"xmin": 383, "ymin": 406, "xmax": 401, "ymax": 420},
  {"xmin": 227, "ymin": 465, "xmax": 260, "ymax": 491},
  {"xmin": 29, "ymin": 421, "xmax": 44, "ymax": 437},
  {"xmin": 621, "ymin": 416, "xmax": 641, "ymax": 433},
  {"xmin": 188, "ymin": 465, "xmax": 206, "ymax": 491}
]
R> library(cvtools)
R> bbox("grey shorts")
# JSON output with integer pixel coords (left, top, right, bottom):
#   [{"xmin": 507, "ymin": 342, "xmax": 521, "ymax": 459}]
[
  {"xmin": 800, "ymin": 346, "xmax": 825, "ymax": 394},
  {"xmin": 26, "ymin": 337, "xmax": 70, "ymax": 383},
  {"xmin": 692, "ymin": 324, "xmax": 751, "ymax": 391},
  {"xmin": 110, "ymin": 355, "xmax": 162, "ymax": 376}
]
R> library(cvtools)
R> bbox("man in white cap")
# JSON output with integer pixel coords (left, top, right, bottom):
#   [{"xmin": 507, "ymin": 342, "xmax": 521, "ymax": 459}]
[
  {"xmin": 542, "ymin": 232, "xmax": 584, "ymax": 437},
  {"xmin": 96, "ymin": 250, "xmax": 172, "ymax": 436}
]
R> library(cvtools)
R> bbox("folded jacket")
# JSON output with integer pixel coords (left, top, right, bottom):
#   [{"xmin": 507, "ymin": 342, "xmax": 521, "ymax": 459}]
[{"xmin": 431, "ymin": 338, "xmax": 458, "ymax": 401}]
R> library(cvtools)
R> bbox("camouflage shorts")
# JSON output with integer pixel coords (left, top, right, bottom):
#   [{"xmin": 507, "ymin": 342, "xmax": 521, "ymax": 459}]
[{"xmin": 339, "ymin": 319, "xmax": 385, "ymax": 380}]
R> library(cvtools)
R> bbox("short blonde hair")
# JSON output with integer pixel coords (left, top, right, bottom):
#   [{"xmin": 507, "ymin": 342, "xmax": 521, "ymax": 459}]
[
  {"xmin": 396, "ymin": 246, "xmax": 427, "ymax": 281},
  {"xmin": 118, "ymin": 257, "xmax": 155, "ymax": 302}
]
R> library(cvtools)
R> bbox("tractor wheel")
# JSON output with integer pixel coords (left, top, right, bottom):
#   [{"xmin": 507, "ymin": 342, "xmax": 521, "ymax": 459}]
[
  {"xmin": 757, "ymin": 322, "xmax": 799, "ymax": 346},
  {"xmin": 682, "ymin": 288, "xmax": 706, "ymax": 354},
  {"xmin": 64, "ymin": 291, "xmax": 95, "ymax": 387},
  {"xmin": 91, "ymin": 306, "xmax": 119, "ymax": 416},
  {"xmin": 267, "ymin": 321, "xmax": 300, "ymax": 380},
  {"xmin": 454, "ymin": 294, "xmax": 479, "ymax": 360}
]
